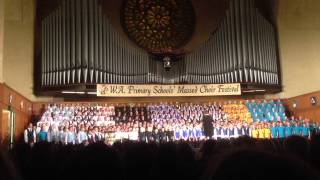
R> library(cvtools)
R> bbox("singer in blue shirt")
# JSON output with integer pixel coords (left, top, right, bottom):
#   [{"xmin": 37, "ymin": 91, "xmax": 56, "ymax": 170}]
[
  {"xmin": 278, "ymin": 123, "xmax": 285, "ymax": 139},
  {"xmin": 270, "ymin": 123, "xmax": 278, "ymax": 139}
]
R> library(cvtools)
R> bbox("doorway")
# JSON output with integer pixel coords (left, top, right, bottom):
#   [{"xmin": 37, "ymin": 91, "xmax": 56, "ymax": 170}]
[{"xmin": 2, "ymin": 108, "xmax": 16, "ymax": 149}]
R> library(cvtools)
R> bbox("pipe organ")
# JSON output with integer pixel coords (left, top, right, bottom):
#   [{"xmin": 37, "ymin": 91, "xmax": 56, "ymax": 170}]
[
  {"xmin": 41, "ymin": 0, "xmax": 150, "ymax": 87},
  {"xmin": 38, "ymin": 0, "xmax": 280, "ymax": 94},
  {"xmin": 185, "ymin": 0, "xmax": 279, "ymax": 86}
]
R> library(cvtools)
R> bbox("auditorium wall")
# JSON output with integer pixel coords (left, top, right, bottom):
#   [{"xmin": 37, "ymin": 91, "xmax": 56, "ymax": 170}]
[
  {"xmin": 2, "ymin": 0, "xmax": 35, "ymax": 101},
  {"xmin": 0, "ymin": 0, "xmax": 4, "ymax": 82},
  {"xmin": 285, "ymin": 91, "xmax": 320, "ymax": 123},
  {"xmin": 1, "ymin": 0, "xmax": 58, "ymax": 102},
  {"xmin": 276, "ymin": 0, "xmax": 320, "ymax": 98}
]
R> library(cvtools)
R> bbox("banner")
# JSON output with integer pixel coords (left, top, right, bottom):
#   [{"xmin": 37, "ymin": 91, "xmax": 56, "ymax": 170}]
[{"xmin": 97, "ymin": 83, "xmax": 241, "ymax": 97}]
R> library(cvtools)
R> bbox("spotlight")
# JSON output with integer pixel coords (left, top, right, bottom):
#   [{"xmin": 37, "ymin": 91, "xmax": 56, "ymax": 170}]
[{"xmin": 163, "ymin": 56, "xmax": 171, "ymax": 71}]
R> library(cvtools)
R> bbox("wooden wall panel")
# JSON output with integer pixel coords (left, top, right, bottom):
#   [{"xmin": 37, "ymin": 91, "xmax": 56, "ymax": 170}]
[
  {"xmin": 284, "ymin": 91, "xmax": 320, "ymax": 122},
  {"xmin": 0, "ymin": 83, "xmax": 32, "ymax": 144}
]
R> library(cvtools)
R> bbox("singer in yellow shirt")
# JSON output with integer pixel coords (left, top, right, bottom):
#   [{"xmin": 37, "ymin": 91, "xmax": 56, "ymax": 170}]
[
  {"xmin": 257, "ymin": 125, "xmax": 265, "ymax": 139},
  {"xmin": 263, "ymin": 124, "xmax": 271, "ymax": 139},
  {"xmin": 251, "ymin": 125, "xmax": 259, "ymax": 138}
]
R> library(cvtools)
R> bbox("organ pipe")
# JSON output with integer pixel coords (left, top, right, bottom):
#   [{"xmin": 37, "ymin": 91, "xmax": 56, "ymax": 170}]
[
  {"xmin": 48, "ymin": 14, "xmax": 52, "ymax": 86},
  {"xmin": 94, "ymin": 0, "xmax": 99, "ymax": 83},
  {"xmin": 70, "ymin": 0, "xmax": 76, "ymax": 84},
  {"xmin": 41, "ymin": 21, "xmax": 45, "ymax": 86},
  {"xmin": 76, "ymin": 0, "xmax": 81, "ymax": 83},
  {"xmin": 88, "ymin": 0, "xmax": 94, "ymax": 83},
  {"xmin": 53, "ymin": 12, "xmax": 57, "ymax": 85}
]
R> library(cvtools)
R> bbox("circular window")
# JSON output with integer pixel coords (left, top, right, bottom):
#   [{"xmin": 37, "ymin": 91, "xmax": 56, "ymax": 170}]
[{"xmin": 121, "ymin": 0, "xmax": 196, "ymax": 53}]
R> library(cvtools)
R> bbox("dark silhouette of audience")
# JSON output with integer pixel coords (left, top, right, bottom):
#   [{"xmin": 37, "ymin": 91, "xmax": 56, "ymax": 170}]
[{"xmin": 2, "ymin": 135, "xmax": 320, "ymax": 180}]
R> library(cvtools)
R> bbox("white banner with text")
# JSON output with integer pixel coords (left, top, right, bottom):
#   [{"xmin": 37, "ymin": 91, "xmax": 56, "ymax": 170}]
[{"xmin": 97, "ymin": 83, "xmax": 241, "ymax": 97}]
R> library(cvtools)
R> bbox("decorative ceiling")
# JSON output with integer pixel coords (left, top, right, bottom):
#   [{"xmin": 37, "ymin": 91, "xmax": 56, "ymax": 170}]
[{"xmin": 121, "ymin": 0, "xmax": 195, "ymax": 54}]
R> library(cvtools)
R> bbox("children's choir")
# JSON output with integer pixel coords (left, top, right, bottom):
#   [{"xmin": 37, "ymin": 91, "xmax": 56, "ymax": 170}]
[{"xmin": 24, "ymin": 100, "xmax": 319, "ymax": 145}]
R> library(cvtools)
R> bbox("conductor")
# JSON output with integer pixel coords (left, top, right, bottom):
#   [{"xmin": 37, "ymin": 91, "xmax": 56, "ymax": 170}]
[{"xmin": 202, "ymin": 110, "xmax": 213, "ymax": 139}]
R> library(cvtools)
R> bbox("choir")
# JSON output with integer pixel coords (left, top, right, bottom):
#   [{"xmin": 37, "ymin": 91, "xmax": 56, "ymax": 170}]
[{"xmin": 24, "ymin": 100, "xmax": 319, "ymax": 145}]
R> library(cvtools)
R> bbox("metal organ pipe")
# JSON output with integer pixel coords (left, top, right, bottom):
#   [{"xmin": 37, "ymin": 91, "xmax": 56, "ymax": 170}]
[
  {"xmin": 222, "ymin": 20, "xmax": 229, "ymax": 83},
  {"xmin": 106, "ymin": 19, "xmax": 110, "ymax": 84},
  {"xmin": 205, "ymin": 40, "xmax": 210, "ymax": 83},
  {"xmin": 123, "ymin": 39, "xmax": 127, "ymax": 84},
  {"xmin": 271, "ymin": 26, "xmax": 278, "ymax": 84},
  {"xmin": 70, "ymin": 0, "xmax": 76, "ymax": 84},
  {"xmin": 199, "ymin": 49, "xmax": 202, "ymax": 83},
  {"xmin": 265, "ymin": 19, "xmax": 271, "ymax": 84},
  {"xmin": 249, "ymin": 0, "xmax": 257, "ymax": 83},
  {"xmin": 115, "ymin": 27, "xmax": 119, "ymax": 84},
  {"xmin": 225, "ymin": 19, "xmax": 230, "ymax": 83},
  {"xmin": 119, "ymin": 35, "xmax": 123, "ymax": 84},
  {"xmin": 205, "ymin": 42, "xmax": 209, "ymax": 83},
  {"xmin": 240, "ymin": 0, "xmax": 248, "ymax": 83},
  {"xmin": 65, "ymin": 0, "xmax": 70, "ymax": 85},
  {"xmin": 55, "ymin": 8, "xmax": 59, "ymax": 85},
  {"xmin": 205, "ymin": 41, "xmax": 210, "ymax": 83},
  {"xmin": 217, "ymin": 27, "xmax": 222, "ymax": 83},
  {"xmin": 109, "ymin": 26, "xmax": 114, "ymax": 83},
  {"xmin": 45, "ymin": 15, "xmax": 48, "ymax": 86},
  {"xmin": 81, "ymin": 0, "xmax": 88, "ymax": 83},
  {"xmin": 98, "ymin": 5, "xmax": 103, "ymax": 83},
  {"xmin": 218, "ymin": 28, "xmax": 223, "ymax": 83},
  {"xmin": 207, "ymin": 39, "xmax": 212, "ymax": 83},
  {"xmin": 128, "ymin": 44, "xmax": 132, "ymax": 84},
  {"xmin": 230, "ymin": 0, "xmax": 237, "ymax": 82},
  {"xmin": 145, "ymin": 54, "xmax": 148, "ymax": 83},
  {"xmin": 41, "ymin": 21, "xmax": 45, "ymax": 86},
  {"xmin": 61, "ymin": 3, "xmax": 66, "ymax": 85},
  {"xmin": 255, "ymin": 8, "xmax": 262, "ymax": 84},
  {"xmin": 94, "ymin": 0, "xmax": 99, "ymax": 83},
  {"xmin": 267, "ymin": 23, "xmax": 273, "ymax": 84},
  {"xmin": 48, "ymin": 14, "xmax": 52, "ymax": 86},
  {"xmin": 226, "ymin": 10, "xmax": 233, "ymax": 83},
  {"xmin": 202, "ymin": 43, "xmax": 205, "ymax": 83},
  {"xmin": 268, "ymin": 22, "xmax": 275, "ymax": 84},
  {"xmin": 88, "ymin": 0, "xmax": 94, "ymax": 83},
  {"xmin": 259, "ymin": 13, "xmax": 267, "ymax": 84},
  {"xmin": 43, "ymin": 18, "xmax": 46, "ymax": 86},
  {"xmin": 199, "ymin": 44, "xmax": 202, "ymax": 83},
  {"xmin": 113, "ymin": 25, "xmax": 117, "ymax": 84},
  {"xmin": 260, "ymin": 15, "xmax": 266, "ymax": 84},
  {"xmin": 75, "ymin": 0, "xmax": 81, "ymax": 83},
  {"xmin": 102, "ymin": 15, "xmax": 106, "ymax": 83},
  {"xmin": 52, "ymin": 12, "xmax": 57, "ymax": 85},
  {"xmin": 212, "ymin": 35, "xmax": 217, "ymax": 83},
  {"xmin": 62, "ymin": 3, "xmax": 66, "ymax": 85},
  {"xmin": 44, "ymin": 16, "xmax": 48, "ymax": 86},
  {"xmin": 262, "ymin": 18, "xmax": 268, "ymax": 84},
  {"xmin": 246, "ymin": 0, "xmax": 253, "ymax": 83},
  {"xmin": 58, "ymin": 6, "xmax": 62, "ymax": 85}
]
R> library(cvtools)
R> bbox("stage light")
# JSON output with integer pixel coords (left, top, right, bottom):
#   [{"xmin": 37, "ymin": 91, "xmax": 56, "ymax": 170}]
[
  {"xmin": 61, "ymin": 91, "xmax": 86, "ymax": 94},
  {"xmin": 242, "ymin": 89, "xmax": 266, "ymax": 93},
  {"xmin": 163, "ymin": 56, "xmax": 171, "ymax": 71},
  {"xmin": 87, "ymin": 92, "xmax": 97, "ymax": 95}
]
